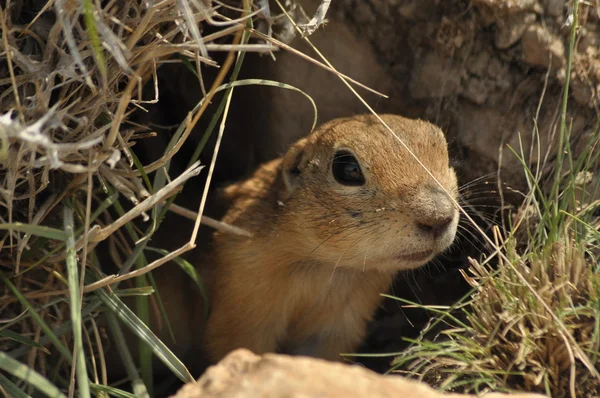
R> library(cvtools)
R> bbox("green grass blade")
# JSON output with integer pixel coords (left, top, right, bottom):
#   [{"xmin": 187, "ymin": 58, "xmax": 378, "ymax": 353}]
[
  {"xmin": 0, "ymin": 125, "xmax": 8, "ymax": 162},
  {"xmin": 506, "ymin": 144, "xmax": 548, "ymax": 219},
  {"xmin": 90, "ymin": 383, "xmax": 139, "ymax": 398},
  {"xmin": 218, "ymin": 79, "xmax": 318, "ymax": 131},
  {"xmin": 153, "ymin": 2, "xmax": 255, "ymax": 226},
  {"xmin": 105, "ymin": 312, "xmax": 149, "ymax": 398},
  {"xmin": 117, "ymin": 238, "xmax": 150, "ymax": 278},
  {"xmin": 89, "ymin": 274, "xmax": 194, "ymax": 383},
  {"xmin": 184, "ymin": 9, "xmax": 252, "ymax": 172},
  {"xmin": 63, "ymin": 205, "xmax": 91, "ymax": 398},
  {"xmin": 186, "ymin": 79, "xmax": 317, "ymax": 169},
  {"xmin": 82, "ymin": 0, "xmax": 107, "ymax": 80},
  {"xmin": 560, "ymin": 210, "xmax": 600, "ymax": 240},
  {"xmin": 178, "ymin": 55, "xmax": 199, "ymax": 78},
  {"xmin": 106, "ymin": 195, "xmax": 154, "ymax": 393},
  {"xmin": 549, "ymin": 0, "xmax": 579, "ymax": 239},
  {"xmin": 7, "ymin": 299, "xmax": 104, "ymax": 361},
  {"xmin": 0, "ymin": 329, "xmax": 50, "ymax": 354},
  {"xmin": 135, "ymin": 270, "xmax": 153, "ymax": 397},
  {"xmin": 2, "ymin": 276, "xmax": 72, "ymax": 362},
  {"xmin": 0, "ymin": 310, "xmax": 28, "ymax": 331},
  {"xmin": 146, "ymin": 271, "xmax": 176, "ymax": 343},
  {"xmin": 146, "ymin": 247, "xmax": 210, "ymax": 319},
  {"xmin": 0, "ymin": 373, "xmax": 30, "ymax": 398},
  {"xmin": 0, "ymin": 223, "xmax": 67, "ymax": 240},
  {"xmin": 22, "ymin": 192, "xmax": 119, "ymax": 267},
  {"xmin": 114, "ymin": 286, "xmax": 155, "ymax": 297},
  {"xmin": 0, "ymin": 352, "xmax": 67, "ymax": 398},
  {"xmin": 128, "ymin": 147, "xmax": 153, "ymax": 193}
]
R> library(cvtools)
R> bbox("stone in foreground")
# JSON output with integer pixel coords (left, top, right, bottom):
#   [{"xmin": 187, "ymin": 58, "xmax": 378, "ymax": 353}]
[{"xmin": 171, "ymin": 349, "xmax": 544, "ymax": 398}]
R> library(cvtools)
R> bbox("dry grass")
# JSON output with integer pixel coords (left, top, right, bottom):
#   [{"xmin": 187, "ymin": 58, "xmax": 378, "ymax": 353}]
[{"xmin": 0, "ymin": 0, "xmax": 298, "ymax": 396}]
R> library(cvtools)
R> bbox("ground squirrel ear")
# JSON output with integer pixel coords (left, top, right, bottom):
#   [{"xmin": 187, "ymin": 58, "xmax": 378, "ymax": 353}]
[{"xmin": 281, "ymin": 138, "xmax": 308, "ymax": 196}]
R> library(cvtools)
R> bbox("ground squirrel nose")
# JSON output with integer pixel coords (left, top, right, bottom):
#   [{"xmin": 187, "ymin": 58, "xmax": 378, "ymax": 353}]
[
  {"xmin": 416, "ymin": 185, "xmax": 456, "ymax": 238},
  {"xmin": 417, "ymin": 216, "xmax": 453, "ymax": 238}
]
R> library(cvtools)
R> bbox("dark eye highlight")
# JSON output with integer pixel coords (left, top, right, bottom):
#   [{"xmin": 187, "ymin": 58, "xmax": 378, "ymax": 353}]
[{"xmin": 332, "ymin": 150, "xmax": 365, "ymax": 186}]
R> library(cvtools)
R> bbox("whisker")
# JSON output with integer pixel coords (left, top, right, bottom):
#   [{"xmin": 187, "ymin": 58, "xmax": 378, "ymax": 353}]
[
  {"xmin": 457, "ymin": 173, "xmax": 498, "ymax": 191},
  {"xmin": 363, "ymin": 235, "xmax": 377, "ymax": 272},
  {"xmin": 430, "ymin": 257, "xmax": 445, "ymax": 274},
  {"xmin": 294, "ymin": 220, "xmax": 381, "ymax": 277},
  {"xmin": 455, "ymin": 229, "xmax": 484, "ymax": 249},
  {"xmin": 330, "ymin": 233, "xmax": 368, "ymax": 284},
  {"xmin": 404, "ymin": 270, "xmax": 424, "ymax": 305},
  {"xmin": 457, "ymin": 224, "xmax": 488, "ymax": 245}
]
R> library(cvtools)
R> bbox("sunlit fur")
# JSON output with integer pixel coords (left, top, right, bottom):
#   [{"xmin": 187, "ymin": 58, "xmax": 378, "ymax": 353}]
[{"xmin": 203, "ymin": 114, "xmax": 459, "ymax": 364}]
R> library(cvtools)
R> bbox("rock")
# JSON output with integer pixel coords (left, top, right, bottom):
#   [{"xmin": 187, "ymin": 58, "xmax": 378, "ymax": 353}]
[
  {"xmin": 521, "ymin": 24, "xmax": 565, "ymax": 69},
  {"xmin": 409, "ymin": 53, "xmax": 461, "ymax": 99},
  {"xmin": 462, "ymin": 77, "xmax": 490, "ymax": 105},
  {"xmin": 542, "ymin": 0, "xmax": 565, "ymax": 17},
  {"xmin": 578, "ymin": 30, "xmax": 600, "ymax": 54},
  {"xmin": 171, "ymin": 348, "xmax": 545, "ymax": 398},
  {"xmin": 494, "ymin": 12, "xmax": 537, "ymax": 49},
  {"xmin": 570, "ymin": 78, "xmax": 595, "ymax": 107},
  {"xmin": 466, "ymin": 51, "xmax": 491, "ymax": 76},
  {"xmin": 472, "ymin": 0, "xmax": 541, "ymax": 14},
  {"xmin": 398, "ymin": 2, "xmax": 417, "ymax": 18}
]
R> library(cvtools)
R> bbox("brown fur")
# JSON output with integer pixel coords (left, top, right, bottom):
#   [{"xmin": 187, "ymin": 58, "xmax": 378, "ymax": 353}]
[{"xmin": 203, "ymin": 114, "xmax": 459, "ymax": 363}]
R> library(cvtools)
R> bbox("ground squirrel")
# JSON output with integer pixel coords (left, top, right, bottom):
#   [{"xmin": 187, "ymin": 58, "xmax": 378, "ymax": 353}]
[{"xmin": 203, "ymin": 113, "xmax": 459, "ymax": 363}]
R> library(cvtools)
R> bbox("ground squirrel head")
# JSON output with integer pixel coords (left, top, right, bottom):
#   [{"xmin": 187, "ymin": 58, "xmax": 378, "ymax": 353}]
[{"xmin": 277, "ymin": 114, "xmax": 459, "ymax": 271}]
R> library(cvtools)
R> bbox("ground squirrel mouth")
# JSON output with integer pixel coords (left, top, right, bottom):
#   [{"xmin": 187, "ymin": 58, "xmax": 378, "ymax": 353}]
[{"xmin": 395, "ymin": 250, "xmax": 434, "ymax": 262}]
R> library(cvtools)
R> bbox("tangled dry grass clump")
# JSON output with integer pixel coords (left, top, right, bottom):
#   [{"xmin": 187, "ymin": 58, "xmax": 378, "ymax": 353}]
[
  {"xmin": 394, "ymin": 194, "xmax": 600, "ymax": 396},
  {"xmin": 0, "ymin": 0, "xmax": 303, "ymax": 396},
  {"xmin": 0, "ymin": 0, "xmax": 230, "ymax": 265},
  {"xmin": 395, "ymin": 220, "xmax": 600, "ymax": 396}
]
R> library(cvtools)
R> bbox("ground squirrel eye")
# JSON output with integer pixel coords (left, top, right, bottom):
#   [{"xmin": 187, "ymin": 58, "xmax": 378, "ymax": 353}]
[{"xmin": 332, "ymin": 150, "xmax": 365, "ymax": 186}]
